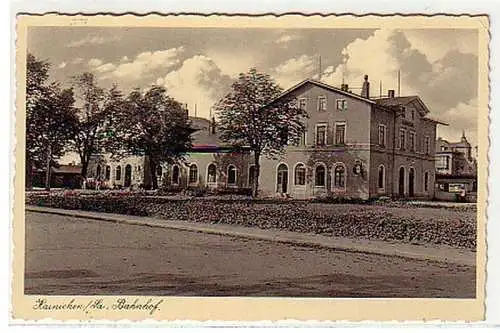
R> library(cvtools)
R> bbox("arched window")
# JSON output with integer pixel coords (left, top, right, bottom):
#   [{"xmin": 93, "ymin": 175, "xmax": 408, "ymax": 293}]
[
  {"xmin": 424, "ymin": 171, "xmax": 429, "ymax": 192},
  {"xmin": 105, "ymin": 165, "xmax": 111, "ymax": 181},
  {"xmin": 333, "ymin": 164, "xmax": 346, "ymax": 188},
  {"xmin": 207, "ymin": 164, "xmax": 217, "ymax": 184},
  {"xmin": 315, "ymin": 164, "xmax": 326, "ymax": 187},
  {"xmin": 96, "ymin": 165, "xmax": 101, "ymax": 179},
  {"xmin": 294, "ymin": 163, "xmax": 306, "ymax": 185},
  {"xmin": 227, "ymin": 165, "xmax": 237, "ymax": 185},
  {"xmin": 189, "ymin": 164, "xmax": 198, "ymax": 184},
  {"xmin": 378, "ymin": 165, "xmax": 385, "ymax": 189},
  {"xmin": 115, "ymin": 165, "xmax": 122, "ymax": 181},
  {"xmin": 172, "ymin": 165, "xmax": 180, "ymax": 185}
]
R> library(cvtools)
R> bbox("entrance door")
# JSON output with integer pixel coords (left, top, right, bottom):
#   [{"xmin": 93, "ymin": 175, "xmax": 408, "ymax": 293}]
[
  {"xmin": 398, "ymin": 167, "xmax": 405, "ymax": 197},
  {"xmin": 124, "ymin": 164, "xmax": 132, "ymax": 187},
  {"xmin": 276, "ymin": 164, "xmax": 288, "ymax": 194},
  {"xmin": 408, "ymin": 168, "xmax": 415, "ymax": 197}
]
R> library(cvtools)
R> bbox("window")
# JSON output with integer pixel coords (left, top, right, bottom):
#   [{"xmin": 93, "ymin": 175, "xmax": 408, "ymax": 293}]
[
  {"xmin": 425, "ymin": 136, "xmax": 430, "ymax": 155},
  {"xmin": 105, "ymin": 165, "xmax": 111, "ymax": 181},
  {"xmin": 248, "ymin": 165, "xmax": 256, "ymax": 186},
  {"xmin": 318, "ymin": 96, "xmax": 327, "ymax": 111},
  {"xmin": 335, "ymin": 123, "xmax": 346, "ymax": 145},
  {"xmin": 333, "ymin": 164, "xmax": 346, "ymax": 188},
  {"xmin": 336, "ymin": 99, "xmax": 347, "ymax": 111},
  {"xmin": 424, "ymin": 171, "xmax": 429, "ymax": 192},
  {"xmin": 299, "ymin": 130, "xmax": 307, "ymax": 146},
  {"xmin": 189, "ymin": 164, "xmax": 198, "ymax": 184},
  {"xmin": 409, "ymin": 132, "xmax": 416, "ymax": 152},
  {"xmin": 411, "ymin": 109, "xmax": 415, "ymax": 120},
  {"xmin": 399, "ymin": 129, "xmax": 406, "ymax": 150},
  {"xmin": 315, "ymin": 164, "xmax": 326, "ymax": 187},
  {"xmin": 172, "ymin": 165, "xmax": 180, "ymax": 184},
  {"xmin": 436, "ymin": 156, "xmax": 450, "ymax": 170},
  {"xmin": 378, "ymin": 124, "xmax": 386, "ymax": 147},
  {"xmin": 378, "ymin": 165, "xmax": 385, "ymax": 190},
  {"xmin": 298, "ymin": 98, "xmax": 307, "ymax": 110},
  {"xmin": 115, "ymin": 166, "xmax": 122, "ymax": 181},
  {"xmin": 156, "ymin": 165, "xmax": 162, "ymax": 177},
  {"xmin": 227, "ymin": 165, "xmax": 237, "ymax": 185},
  {"xmin": 316, "ymin": 124, "xmax": 327, "ymax": 146},
  {"xmin": 294, "ymin": 163, "xmax": 306, "ymax": 186},
  {"xmin": 402, "ymin": 106, "xmax": 407, "ymax": 118},
  {"xmin": 279, "ymin": 127, "xmax": 289, "ymax": 145},
  {"xmin": 96, "ymin": 165, "xmax": 101, "ymax": 179},
  {"xmin": 207, "ymin": 164, "xmax": 217, "ymax": 184}
]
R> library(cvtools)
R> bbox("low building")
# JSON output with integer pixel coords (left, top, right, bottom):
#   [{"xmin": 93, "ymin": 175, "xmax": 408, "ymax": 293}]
[
  {"xmin": 88, "ymin": 76, "xmax": 446, "ymax": 200},
  {"xmin": 435, "ymin": 133, "xmax": 477, "ymax": 202}
]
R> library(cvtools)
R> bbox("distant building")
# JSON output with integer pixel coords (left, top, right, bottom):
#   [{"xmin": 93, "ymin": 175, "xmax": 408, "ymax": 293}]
[
  {"xmin": 435, "ymin": 132, "xmax": 477, "ymax": 201},
  {"xmin": 31, "ymin": 163, "xmax": 82, "ymax": 189},
  {"xmin": 88, "ymin": 75, "xmax": 446, "ymax": 200}
]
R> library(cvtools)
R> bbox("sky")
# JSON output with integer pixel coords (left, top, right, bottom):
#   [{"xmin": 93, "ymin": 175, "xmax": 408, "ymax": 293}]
[{"xmin": 27, "ymin": 27, "xmax": 479, "ymax": 159}]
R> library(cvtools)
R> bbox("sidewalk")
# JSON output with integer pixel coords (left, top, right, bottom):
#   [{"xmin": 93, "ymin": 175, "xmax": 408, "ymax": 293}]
[{"xmin": 26, "ymin": 205, "xmax": 476, "ymax": 266}]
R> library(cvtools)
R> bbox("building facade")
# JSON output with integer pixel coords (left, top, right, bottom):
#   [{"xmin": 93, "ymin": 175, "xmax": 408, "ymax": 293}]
[
  {"xmin": 434, "ymin": 133, "xmax": 477, "ymax": 201},
  {"xmin": 88, "ymin": 76, "xmax": 444, "ymax": 200}
]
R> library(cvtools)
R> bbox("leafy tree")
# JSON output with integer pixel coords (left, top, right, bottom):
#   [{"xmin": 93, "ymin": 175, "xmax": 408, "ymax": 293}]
[
  {"xmin": 71, "ymin": 73, "xmax": 121, "ymax": 179},
  {"xmin": 26, "ymin": 53, "xmax": 78, "ymax": 189},
  {"xmin": 215, "ymin": 68, "xmax": 307, "ymax": 197},
  {"xmin": 111, "ymin": 86, "xmax": 193, "ymax": 189}
]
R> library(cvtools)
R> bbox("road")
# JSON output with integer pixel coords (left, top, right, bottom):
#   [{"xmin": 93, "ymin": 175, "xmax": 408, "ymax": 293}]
[{"xmin": 25, "ymin": 211, "xmax": 475, "ymax": 297}]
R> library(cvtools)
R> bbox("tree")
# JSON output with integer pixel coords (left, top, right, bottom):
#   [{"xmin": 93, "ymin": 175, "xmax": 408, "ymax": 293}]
[
  {"xmin": 26, "ymin": 53, "xmax": 78, "ymax": 189},
  {"xmin": 111, "ymin": 86, "xmax": 193, "ymax": 189},
  {"xmin": 215, "ymin": 68, "xmax": 307, "ymax": 197},
  {"xmin": 71, "ymin": 73, "xmax": 120, "ymax": 179}
]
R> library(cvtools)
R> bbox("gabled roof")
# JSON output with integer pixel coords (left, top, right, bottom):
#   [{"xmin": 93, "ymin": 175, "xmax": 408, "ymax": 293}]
[
  {"xmin": 374, "ymin": 95, "xmax": 430, "ymax": 115},
  {"xmin": 268, "ymin": 78, "xmax": 376, "ymax": 106}
]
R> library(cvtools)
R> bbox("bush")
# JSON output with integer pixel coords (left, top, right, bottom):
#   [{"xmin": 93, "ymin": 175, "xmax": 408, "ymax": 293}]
[{"xmin": 25, "ymin": 192, "xmax": 477, "ymax": 249}]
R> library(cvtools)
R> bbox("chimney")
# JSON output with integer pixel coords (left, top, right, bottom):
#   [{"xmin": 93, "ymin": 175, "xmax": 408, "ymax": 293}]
[
  {"xmin": 340, "ymin": 83, "xmax": 349, "ymax": 92},
  {"xmin": 361, "ymin": 75, "xmax": 370, "ymax": 98},
  {"xmin": 211, "ymin": 117, "xmax": 216, "ymax": 134},
  {"xmin": 388, "ymin": 89, "xmax": 395, "ymax": 98}
]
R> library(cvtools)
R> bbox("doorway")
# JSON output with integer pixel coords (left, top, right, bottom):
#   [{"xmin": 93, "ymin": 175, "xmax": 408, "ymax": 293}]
[
  {"xmin": 398, "ymin": 167, "xmax": 405, "ymax": 197},
  {"xmin": 408, "ymin": 168, "xmax": 415, "ymax": 197},
  {"xmin": 276, "ymin": 164, "xmax": 288, "ymax": 194}
]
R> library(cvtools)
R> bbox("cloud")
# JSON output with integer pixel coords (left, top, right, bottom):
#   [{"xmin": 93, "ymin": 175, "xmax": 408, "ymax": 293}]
[
  {"xmin": 94, "ymin": 47, "xmax": 185, "ymax": 82},
  {"xmin": 436, "ymin": 98, "xmax": 478, "ymax": 148},
  {"xmin": 58, "ymin": 61, "xmax": 67, "ymax": 69},
  {"xmin": 320, "ymin": 28, "xmax": 478, "ymax": 145},
  {"xmin": 160, "ymin": 55, "xmax": 232, "ymax": 119},
  {"xmin": 88, "ymin": 58, "xmax": 103, "ymax": 67},
  {"xmin": 68, "ymin": 35, "xmax": 121, "ymax": 48},
  {"xmin": 276, "ymin": 34, "xmax": 300, "ymax": 47},
  {"xmin": 71, "ymin": 57, "xmax": 83, "ymax": 65},
  {"xmin": 205, "ymin": 50, "xmax": 255, "ymax": 78},
  {"xmin": 273, "ymin": 55, "xmax": 316, "ymax": 89}
]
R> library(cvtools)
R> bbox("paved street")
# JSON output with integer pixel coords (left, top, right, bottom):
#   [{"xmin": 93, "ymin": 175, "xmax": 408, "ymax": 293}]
[{"xmin": 25, "ymin": 211, "xmax": 475, "ymax": 297}]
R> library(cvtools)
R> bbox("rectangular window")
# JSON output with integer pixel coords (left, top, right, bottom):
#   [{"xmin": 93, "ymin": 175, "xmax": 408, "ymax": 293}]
[
  {"xmin": 411, "ymin": 109, "xmax": 415, "ymax": 121},
  {"xmin": 336, "ymin": 99, "xmax": 347, "ymax": 111},
  {"xmin": 399, "ymin": 129, "xmax": 406, "ymax": 150},
  {"xmin": 316, "ymin": 124, "xmax": 327, "ymax": 146},
  {"xmin": 299, "ymin": 130, "xmax": 307, "ymax": 146},
  {"xmin": 436, "ymin": 156, "xmax": 450, "ymax": 169},
  {"xmin": 409, "ymin": 132, "xmax": 416, "ymax": 152},
  {"xmin": 425, "ymin": 136, "xmax": 430, "ymax": 155},
  {"xmin": 378, "ymin": 124, "xmax": 386, "ymax": 147},
  {"xmin": 318, "ymin": 96, "xmax": 327, "ymax": 111},
  {"xmin": 401, "ymin": 106, "xmax": 407, "ymax": 118},
  {"xmin": 335, "ymin": 123, "xmax": 346, "ymax": 145},
  {"xmin": 299, "ymin": 98, "xmax": 307, "ymax": 110}
]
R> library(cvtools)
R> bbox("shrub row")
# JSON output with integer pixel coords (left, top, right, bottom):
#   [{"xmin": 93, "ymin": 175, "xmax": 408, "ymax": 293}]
[{"xmin": 26, "ymin": 193, "xmax": 476, "ymax": 249}]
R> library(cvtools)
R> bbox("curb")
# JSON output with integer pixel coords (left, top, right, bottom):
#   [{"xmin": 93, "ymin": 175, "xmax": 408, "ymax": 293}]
[{"xmin": 25, "ymin": 206, "xmax": 476, "ymax": 266}]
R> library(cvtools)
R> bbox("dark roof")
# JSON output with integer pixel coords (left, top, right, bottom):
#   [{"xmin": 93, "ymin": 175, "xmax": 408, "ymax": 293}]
[
  {"xmin": 267, "ymin": 78, "xmax": 375, "ymax": 107},
  {"xmin": 374, "ymin": 96, "xmax": 420, "ymax": 106},
  {"xmin": 51, "ymin": 165, "xmax": 82, "ymax": 174},
  {"xmin": 188, "ymin": 117, "xmax": 246, "ymax": 152}
]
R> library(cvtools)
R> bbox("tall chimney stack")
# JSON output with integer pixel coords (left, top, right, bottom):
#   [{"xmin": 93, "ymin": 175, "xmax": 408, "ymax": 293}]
[
  {"xmin": 211, "ymin": 117, "xmax": 216, "ymax": 134},
  {"xmin": 361, "ymin": 75, "xmax": 370, "ymax": 98}
]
